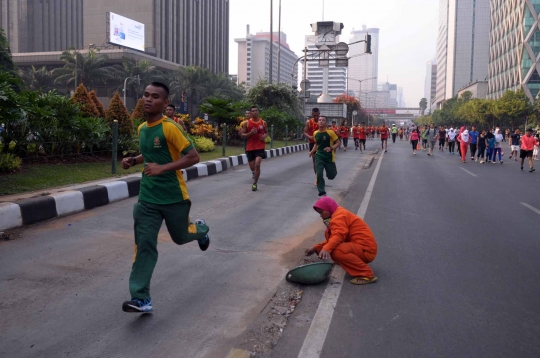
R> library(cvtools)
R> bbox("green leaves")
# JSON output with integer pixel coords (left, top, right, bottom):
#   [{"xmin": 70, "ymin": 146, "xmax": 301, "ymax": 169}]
[{"xmin": 199, "ymin": 97, "xmax": 237, "ymax": 125}]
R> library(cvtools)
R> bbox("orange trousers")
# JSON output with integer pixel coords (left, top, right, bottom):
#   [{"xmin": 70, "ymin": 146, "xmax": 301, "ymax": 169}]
[{"xmin": 330, "ymin": 242, "xmax": 376, "ymax": 278}]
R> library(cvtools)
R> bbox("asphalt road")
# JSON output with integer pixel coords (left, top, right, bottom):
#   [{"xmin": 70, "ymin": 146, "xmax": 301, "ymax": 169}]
[
  {"xmin": 0, "ymin": 144, "xmax": 375, "ymax": 358},
  {"xmin": 3, "ymin": 139, "xmax": 539, "ymax": 358},
  {"xmin": 275, "ymin": 139, "xmax": 540, "ymax": 358}
]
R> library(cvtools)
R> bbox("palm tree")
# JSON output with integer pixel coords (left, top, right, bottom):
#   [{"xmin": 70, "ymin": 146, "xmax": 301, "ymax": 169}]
[
  {"xmin": 20, "ymin": 66, "xmax": 58, "ymax": 93},
  {"xmin": 169, "ymin": 66, "xmax": 213, "ymax": 119},
  {"xmin": 52, "ymin": 48, "xmax": 112, "ymax": 91},
  {"xmin": 419, "ymin": 98, "xmax": 428, "ymax": 116},
  {"xmin": 109, "ymin": 57, "xmax": 166, "ymax": 103}
]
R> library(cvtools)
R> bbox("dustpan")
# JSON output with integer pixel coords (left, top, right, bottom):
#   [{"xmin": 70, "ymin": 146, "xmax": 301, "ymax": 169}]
[{"xmin": 286, "ymin": 262, "xmax": 334, "ymax": 285}]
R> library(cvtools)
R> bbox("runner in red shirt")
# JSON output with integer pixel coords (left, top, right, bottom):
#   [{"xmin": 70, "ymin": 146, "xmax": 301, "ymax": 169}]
[
  {"xmin": 520, "ymin": 128, "xmax": 536, "ymax": 172},
  {"xmin": 240, "ymin": 106, "xmax": 268, "ymax": 191},
  {"xmin": 379, "ymin": 123, "xmax": 389, "ymax": 153},
  {"xmin": 352, "ymin": 124, "xmax": 362, "ymax": 152},
  {"xmin": 304, "ymin": 108, "xmax": 320, "ymax": 185},
  {"xmin": 339, "ymin": 120, "xmax": 350, "ymax": 151},
  {"xmin": 359, "ymin": 123, "xmax": 367, "ymax": 151}
]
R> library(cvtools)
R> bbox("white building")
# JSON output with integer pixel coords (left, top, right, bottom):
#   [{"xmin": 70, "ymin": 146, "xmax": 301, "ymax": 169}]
[
  {"xmin": 434, "ymin": 0, "xmax": 491, "ymax": 108},
  {"xmin": 397, "ymin": 87, "xmax": 405, "ymax": 107},
  {"xmin": 303, "ymin": 35, "xmax": 347, "ymax": 100},
  {"xmin": 424, "ymin": 59, "xmax": 437, "ymax": 111},
  {"xmin": 348, "ymin": 25, "xmax": 379, "ymax": 99},
  {"xmin": 235, "ymin": 26, "xmax": 298, "ymax": 87}
]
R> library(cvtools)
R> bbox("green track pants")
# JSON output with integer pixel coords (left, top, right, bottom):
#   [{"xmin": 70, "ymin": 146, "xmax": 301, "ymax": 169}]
[
  {"xmin": 129, "ymin": 200, "xmax": 209, "ymax": 299},
  {"xmin": 316, "ymin": 158, "xmax": 337, "ymax": 196}
]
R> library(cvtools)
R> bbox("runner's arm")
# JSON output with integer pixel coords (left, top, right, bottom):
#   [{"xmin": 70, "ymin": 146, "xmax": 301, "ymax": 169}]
[
  {"xmin": 260, "ymin": 121, "xmax": 269, "ymax": 140},
  {"xmin": 304, "ymin": 120, "xmax": 313, "ymax": 140},
  {"xmin": 239, "ymin": 121, "xmax": 256, "ymax": 139},
  {"xmin": 309, "ymin": 143, "xmax": 318, "ymax": 157}
]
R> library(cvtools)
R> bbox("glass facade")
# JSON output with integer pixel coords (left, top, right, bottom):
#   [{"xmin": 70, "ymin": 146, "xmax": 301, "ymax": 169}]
[{"xmin": 488, "ymin": 0, "xmax": 540, "ymax": 101}]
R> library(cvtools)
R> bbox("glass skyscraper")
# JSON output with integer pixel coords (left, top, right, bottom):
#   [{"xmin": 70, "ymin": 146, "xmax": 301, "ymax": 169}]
[{"xmin": 488, "ymin": 0, "xmax": 540, "ymax": 101}]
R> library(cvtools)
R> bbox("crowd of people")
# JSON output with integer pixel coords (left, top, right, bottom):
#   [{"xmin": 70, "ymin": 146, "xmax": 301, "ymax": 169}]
[{"xmin": 396, "ymin": 124, "xmax": 539, "ymax": 172}]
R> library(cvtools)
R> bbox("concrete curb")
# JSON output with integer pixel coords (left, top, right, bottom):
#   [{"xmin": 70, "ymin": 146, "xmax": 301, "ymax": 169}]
[
  {"xmin": 0, "ymin": 144, "xmax": 309, "ymax": 231},
  {"xmin": 363, "ymin": 156, "xmax": 375, "ymax": 169}
]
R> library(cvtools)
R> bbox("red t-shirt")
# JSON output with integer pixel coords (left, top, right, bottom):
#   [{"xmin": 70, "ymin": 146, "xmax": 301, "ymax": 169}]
[
  {"xmin": 306, "ymin": 119, "xmax": 319, "ymax": 144},
  {"xmin": 352, "ymin": 126, "xmax": 360, "ymax": 139},
  {"xmin": 521, "ymin": 135, "xmax": 535, "ymax": 151},
  {"xmin": 339, "ymin": 126, "xmax": 350, "ymax": 139},
  {"xmin": 379, "ymin": 127, "xmax": 389, "ymax": 139},
  {"xmin": 246, "ymin": 119, "xmax": 266, "ymax": 151},
  {"xmin": 359, "ymin": 127, "xmax": 367, "ymax": 140}
]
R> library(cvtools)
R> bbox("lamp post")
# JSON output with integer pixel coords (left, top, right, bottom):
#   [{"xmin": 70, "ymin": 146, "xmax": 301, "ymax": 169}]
[
  {"xmin": 346, "ymin": 76, "xmax": 377, "ymax": 104},
  {"xmin": 123, "ymin": 75, "xmax": 141, "ymax": 109}
]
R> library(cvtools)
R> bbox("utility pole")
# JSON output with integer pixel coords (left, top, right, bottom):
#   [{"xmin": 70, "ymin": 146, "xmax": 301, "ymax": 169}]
[
  {"xmin": 277, "ymin": 0, "xmax": 281, "ymax": 84},
  {"xmin": 269, "ymin": 0, "xmax": 273, "ymax": 84}
]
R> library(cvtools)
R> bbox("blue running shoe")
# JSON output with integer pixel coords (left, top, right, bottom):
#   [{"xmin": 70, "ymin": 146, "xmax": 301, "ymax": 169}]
[
  {"xmin": 195, "ymin": 219, "xmax": 210, "ymax": 251},
  {"xmin": 122, "ymin": 298, "xmax": 153, "ymax": 313}
]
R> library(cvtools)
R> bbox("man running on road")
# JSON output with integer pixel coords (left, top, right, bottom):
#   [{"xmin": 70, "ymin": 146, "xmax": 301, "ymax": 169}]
[
  {"xmin": 379, "ymin": 122, "xmax": 389, "ymax": 153},
  {"xmin": 240, "ymin": 106, "xmax": 268, "ymax": 191},
  {"xmin": 121, "ymin": 82, "xmax": 210, "ymax": 313},
  {"xmin": 509, "ymin": 129, "xmax": 521, "ymax": 161},
  {"xmin": 425, "ymin": 123, "xmax": 437, "ymax": 156},
  {"xmin": 352, "ymin": 123, "xmax": 361, "ymax": 151},
  {"xmin": 309, "ymin": 117, "xmax": 341, "ymax": 197},
  {"xmin": 304, "ymin": 108, "xmax": 320, "ymax": 185},
  {"xmin": 520, "ymin": 128, "xmax": 536, "ymax": 172},
  {"xmin": 339, "ymin": 120, "xmax": 350, "ymax": 151},
  {"xmin": 165, "ymin": 104, "xmax": 187, "ymax": 132},
  {"xmin": 359, "ymin": 122, "xmax": 367, "ymax": 150},
  {"xmin": 391, "ymin": 124, "xmax": 398, "ymax": 143}
]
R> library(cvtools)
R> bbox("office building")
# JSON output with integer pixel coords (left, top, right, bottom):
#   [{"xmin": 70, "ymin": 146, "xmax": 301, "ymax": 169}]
[
  {"xmin": 303, "ymin": 35, "xmax": 347, "ymax": 100},
  {"xmin": 425, "ymin": 59, "xmax": 437, "ymax": 111},
  {"xmin": 235, "ymin": 26, "xmax": 298, "ymax": 87},
  {"xmin": 0, "ymin": 0, "xmax": 229, "ymax": 74},
  {"xmin": 434, "ymin": 0, "xmax": 491, "ymax": 108},
  {"xmin": 487, "ymin": 0, "xmax": 540, "ymax": 101},
  {"xmin": 348, "ymin": 25, "xmax": 379, "ymax": 97}
]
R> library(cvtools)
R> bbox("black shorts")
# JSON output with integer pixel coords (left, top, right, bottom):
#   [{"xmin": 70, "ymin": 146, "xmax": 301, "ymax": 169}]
[
  {"xmin": 381, "ymin": 138, "xmax": 388, "ymax": 141},
  {"xmin": 360, "ymin": 139, "xmax": 366, "ymax": 144},
  {"xmin": 309, "ymin": 143, "xmax": 316, "ymax": 151},
  {"xmin": 246, "ymin": 149, "xmax": 266, "ymax": 162},
  {"xmin": 342, "ymin": 137, "xmax": 349, "ymax": 147},
  {"xmin": 439, "ymin": 138, "xmax": 445, "ymax": 145},
  {"xmin": 520, "ymin": 149, "xmax": 533, "ymax": 159}
]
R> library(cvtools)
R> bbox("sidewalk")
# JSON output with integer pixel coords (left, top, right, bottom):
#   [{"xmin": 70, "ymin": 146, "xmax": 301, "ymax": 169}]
[{"xmin": 0, "ymin": 144, "xmax": 308, "ymax": 231}]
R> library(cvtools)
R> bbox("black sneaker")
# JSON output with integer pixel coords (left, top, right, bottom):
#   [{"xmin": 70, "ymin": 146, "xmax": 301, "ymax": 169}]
[
  {"xmin": 122, "ymin": 298, "xmax": 153, "ymax": 313},
  {"xmin": 530, "ymin": 168, "xmax": 536, "ymax": 173},
  {"xmin": 521, "ymin": 167, "xmax": 524, "ymax": 171},
  {"xmin": 195, "ymin": 219, "xmax": 210, "ymax": 251}
]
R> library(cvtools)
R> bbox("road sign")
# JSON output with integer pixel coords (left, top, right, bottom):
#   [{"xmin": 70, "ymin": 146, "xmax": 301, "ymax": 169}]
[{"xmin": 300, "ymin": 80, "xmax": 311, "ymax": 91}]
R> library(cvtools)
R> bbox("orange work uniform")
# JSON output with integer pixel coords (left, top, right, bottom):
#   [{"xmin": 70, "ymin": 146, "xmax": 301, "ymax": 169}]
[{"xmin": 314, "ymin": 207, "xmax": 378, "ymax": 278}]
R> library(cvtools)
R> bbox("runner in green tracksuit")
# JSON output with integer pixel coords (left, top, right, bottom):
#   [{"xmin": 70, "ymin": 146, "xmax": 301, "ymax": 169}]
[{"xmin": 309, "ymin": 117, "xmax": 341, "ymax": 197}]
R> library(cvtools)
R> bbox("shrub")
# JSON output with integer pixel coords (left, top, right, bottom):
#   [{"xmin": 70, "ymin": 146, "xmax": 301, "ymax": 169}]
[
  {"xmin": 72, "ymin": 84, "xmax": 99, "ymax": 118},
  {"xmin": 106, "ymin": 92, "xmax": 133, "ymax": 137},
  {"xmin": 131, "ymin": 98, "xmax": 145, "ymax": 128},
  {"xmin": 190, "ymin": 118, "xmax": 215, "ymax": 138},
  {"xmin": 192, "ymin": 136, "xmax": 215, "ymax": 152},
  {"xmin": 0, "ymin": 153, "xmax": 22, "ymax": 173},
  {"xmin": 89, "ymin": 90, "xmax": 106, "ymax": 118}
]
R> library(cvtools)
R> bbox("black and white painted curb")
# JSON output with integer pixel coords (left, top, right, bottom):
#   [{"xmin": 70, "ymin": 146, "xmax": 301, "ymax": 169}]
[{"xmin": 0, "ymin": 144, "xmax": 309, "ymax": 231}]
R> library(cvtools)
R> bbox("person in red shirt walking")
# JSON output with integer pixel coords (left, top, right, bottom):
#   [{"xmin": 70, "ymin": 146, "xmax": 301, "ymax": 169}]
[
  {"xmin": 520, "ymin": 128, "xmax": 536, "ymax": 172},
  {"xmin": 240, "ymin": 106, "xmax": 269, "ymax": 191},
  {"xmin": 339, "ymin": 120, "xmax": 350, "ymax": 151},
  {"xmin": 379, "ymin": 123, "xmax": 389, "ymax": 153},
  {"xmin": 304, "ymin": 108, "xmax": 320, "ymax": 185},
  {"xmin": 352, "ymin": 123, "xmax": 362, "ymax": 152}
]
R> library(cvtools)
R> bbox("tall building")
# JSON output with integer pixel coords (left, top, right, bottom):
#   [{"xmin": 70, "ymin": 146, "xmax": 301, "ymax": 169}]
[
  {"xmin": 0, "ymin": 0, "xmax": 229, "ymax": 74},
  {"xmin": 235, "ymin": 26, "xmax": 298, "ymax": 87},
  {"xmin": 348, "ymin": 25, "xmax": 379, "ymax": 97},
  {"xmin": 397, "ymin": 87, "xmax": 404, "ymax": 107},
  {"xmin": 434, "ymin": 0, "xmax": 491, "ymax": 108},
  {"xmin": 0, "ymin": 0, "xmax": 84, "ymax": 53},
  {"xmin": 381, "ymin": 82, "xmax": 398, "ymax": 108},
  {"xmin": 487, "ymin": 0, "xmax": 540, "ymax": 101},
  {"xmin": 303, "ymin": 35, "xmax": 347, "ymax": 99},
  {"xmin": 424, "ymin": 59, "xmax": 437, "ymax": 111}
]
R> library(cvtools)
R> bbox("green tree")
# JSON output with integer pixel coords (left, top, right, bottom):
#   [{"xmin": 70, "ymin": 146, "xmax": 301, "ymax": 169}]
[
  {"xmin": 72, "ymin": 84, "xmax": 99, "ymax": 118},
  {"xmin": 0, "ymin": 71, "xmax": 26, "ymax": 153},
  {"xmin": 19, "ymin": 66, "xmax": 57, "ymax": 92},
  {"xmin": 245, "ymin": 79, "xmax": 302, "ymax": 118},
  {"xmin": 199, "ymin": 97, "xmax": 237, "ymax": 126},
  {"xmin": 89, "ymin": 89, "xmax": 106, "ymax": 118},
  {"xmin": 169, "ymin": 66, "xmax": 213, "ymax": 120},
  {"xmin": 109, "ymin": 57, "xmax": 166, "ymax": 107},
  {"xmin": 419, "ymin": 98, "xmax": 428, "ymax": 115},
  {"xmin": 52, "ymin": 48, "xmax": 112, "ymax": 91},
  {"xmin": 0, "ymin": 28, "xmax": 15, "ymax": 73},
  {"xmin": 494, "ymin": 90, "xmax": 533, "ymax": 129},
  {"xmin": 131, "ymin": 98, "xmax": 145, "ymax": 129},
  {"xmin": 106, "ymin": 91, "xmax": 133, "ymax": 137},
  {"xmin": 457, "ymin": 98, "xmax": 495, "ymax": 126}
]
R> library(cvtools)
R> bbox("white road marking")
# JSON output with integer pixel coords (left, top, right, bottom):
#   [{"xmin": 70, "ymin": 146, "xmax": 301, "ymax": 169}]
[
  {"xmin": 297, "ymin": 151, "xmax": 385, "ymax": 358},
  {"xmin": 437, "ymin": 154, "xmax": 446, "ymax": 158},
  {"xmin": 521, "ymin": 202, "xmax": 540, "ymax": 216},
  {"xmin": 460, "ymin": 167, "xmax": 478, "ymax": 177}
]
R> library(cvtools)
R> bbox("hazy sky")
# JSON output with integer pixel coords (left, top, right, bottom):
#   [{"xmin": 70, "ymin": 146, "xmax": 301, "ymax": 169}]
[{"xmin": 229, "ymin": 0, "xmax": 439, "ymax": 106}]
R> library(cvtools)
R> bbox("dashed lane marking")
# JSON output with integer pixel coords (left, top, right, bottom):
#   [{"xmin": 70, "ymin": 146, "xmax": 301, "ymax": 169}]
[
  {"xmin": 521, "ymin": 202, "xmax": 540, "ymax": 216},
  {"xmin": 460, "ymin": 167, "xmax": 478, "ymax": 177}
]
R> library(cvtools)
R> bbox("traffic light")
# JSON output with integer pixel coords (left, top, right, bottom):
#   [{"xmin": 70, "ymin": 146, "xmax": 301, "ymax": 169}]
[{"xmin": 365, "ymin": 34, "xmax": 372, "ymax": 54}]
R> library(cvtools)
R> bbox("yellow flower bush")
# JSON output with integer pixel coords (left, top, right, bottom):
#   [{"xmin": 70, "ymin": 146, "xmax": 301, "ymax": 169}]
[{"xmin": 192, "ymin": 136, "xmax": 215, "ymax": 152}]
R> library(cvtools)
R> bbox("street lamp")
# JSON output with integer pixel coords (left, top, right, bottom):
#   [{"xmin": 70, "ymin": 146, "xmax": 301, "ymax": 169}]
[
  {"xmin": 123, "ymin": 75, "xmax": 141, "ymax": 109},
  {"xmin": 346, "ymin": 76, "xmax": 377, "ymax": 101}
]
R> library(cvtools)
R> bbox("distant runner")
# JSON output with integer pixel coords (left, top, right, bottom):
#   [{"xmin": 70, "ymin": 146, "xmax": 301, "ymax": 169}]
[
  {"xmin": 309, "ymin": 117, "xmax": 341, "ymax": 197},
  {"xmin": 240, "ymin": 106, "xmax": 268, "ymax": 191}
]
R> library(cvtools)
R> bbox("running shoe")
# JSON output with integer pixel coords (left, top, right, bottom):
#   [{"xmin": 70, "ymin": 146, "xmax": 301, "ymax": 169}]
[
  {"xmin": 252, "ymin": 183, "xmax": 257, "ymax": 191},
  {"xmin": 515, "ymin": 158, "xmax": 518, "ymax": 161},
  {"xmin": 493, "ymin": 161, "xmax": 497, "ymax": 164},
  {"xmin": 521, "ymin": 166, "xmax": 524, "ymax": 171},
  {"xmin": 500, "ymin": 161, "xmax": 503, "ymax": 164},
  {"xmin": 122, "ymin": 298, "xmax": 153, "ymax": 313},
  {"xmin": 350, "ymin": 276, "xmax": 378, "ymax": 285},
  {"xmin": 471, "ymin": 156, "xmax": 474, "ymax": 160},
  {"xmin": 195, "ymin": 219, "xmax": 210, "ymax": 251},
  {"xmin": 480, "ymin": 160, "xmax": 484, "ymax": 164},
  {"xmin": 530, "ymin": 168, "xmax": 536, "ymax": 172}
]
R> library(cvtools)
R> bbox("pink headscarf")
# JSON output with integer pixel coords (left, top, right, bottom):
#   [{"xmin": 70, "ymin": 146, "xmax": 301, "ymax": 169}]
[
  {"xmin": 313, "ymin": 197, "xmax": 339, "ymax": 215},
  {"xmin": 460, "ymin": 126, "xmax": 466, "ymax": 134}
]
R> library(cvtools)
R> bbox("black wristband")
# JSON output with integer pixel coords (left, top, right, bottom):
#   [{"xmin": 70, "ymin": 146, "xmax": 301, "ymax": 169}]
[{"xmin": 131, "ymin": 157, "xmax": 137, "ymax": 166}]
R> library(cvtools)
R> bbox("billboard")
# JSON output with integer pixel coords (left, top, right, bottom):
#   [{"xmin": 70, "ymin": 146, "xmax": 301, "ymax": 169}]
[{"xmin": 107, "ymin": 12, "xmax": 145, "ymax": 51}]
